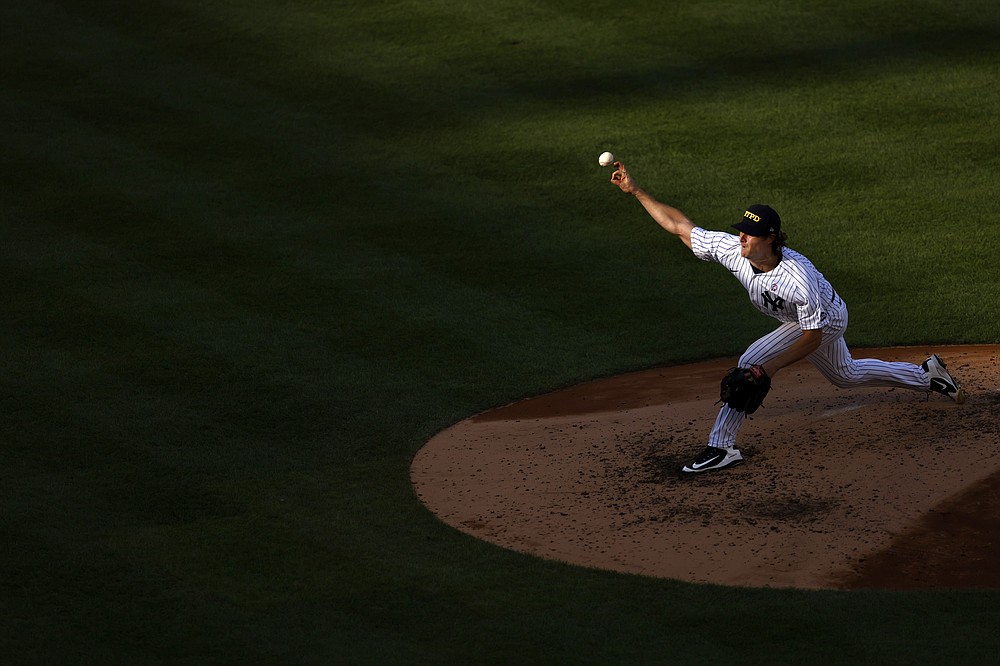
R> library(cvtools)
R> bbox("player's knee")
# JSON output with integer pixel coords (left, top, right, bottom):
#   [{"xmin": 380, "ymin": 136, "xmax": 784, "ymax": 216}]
[{"xmin": 825, "ymin": 367, "xmax": 862, "ymax": 388}]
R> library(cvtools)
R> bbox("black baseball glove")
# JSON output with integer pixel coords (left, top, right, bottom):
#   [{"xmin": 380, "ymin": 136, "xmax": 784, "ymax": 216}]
[{"xmin": 719, "ymin": 365, "xmax": 771, "ymax": 414}]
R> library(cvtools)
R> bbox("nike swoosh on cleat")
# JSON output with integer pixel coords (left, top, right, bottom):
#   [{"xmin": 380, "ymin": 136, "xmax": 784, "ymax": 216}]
[
  {"xmin": 930, "ymin": 378, "xmax": 956, "ymax": 393},
  {"xmin": 691, "ymin": 456, "xmax": 725, "ymax": 470}
]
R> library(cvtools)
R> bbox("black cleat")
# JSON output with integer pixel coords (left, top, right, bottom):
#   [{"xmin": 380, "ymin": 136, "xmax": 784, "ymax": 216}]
[
  {"xmin": 681, "ymin": 446, "xmax": 744, "ymax": 473},
  {"xmin": 922, "ymin": 354, "xmax": 966, "ymax": 403}
]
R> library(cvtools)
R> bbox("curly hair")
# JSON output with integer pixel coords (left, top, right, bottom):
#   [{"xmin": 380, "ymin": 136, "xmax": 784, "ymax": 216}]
[{"xmin": 772, "ymin": 231, "xmax": 788, "ymax": 255}]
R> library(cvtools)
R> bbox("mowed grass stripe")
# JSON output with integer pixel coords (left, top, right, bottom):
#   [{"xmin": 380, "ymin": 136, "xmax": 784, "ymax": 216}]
[
  {"xmin": 4, "ymin": 134, "xmax": 621, "ymax": 471},
  {"xmin": 4, "ymin": 35, "xmax": 701, "ymax": 409}
]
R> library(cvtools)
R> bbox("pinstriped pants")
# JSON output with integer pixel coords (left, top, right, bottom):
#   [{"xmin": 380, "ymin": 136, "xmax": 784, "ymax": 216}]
[{"xmin": 708, "ymin": 319, "xmax": 932, "ymax": 449}]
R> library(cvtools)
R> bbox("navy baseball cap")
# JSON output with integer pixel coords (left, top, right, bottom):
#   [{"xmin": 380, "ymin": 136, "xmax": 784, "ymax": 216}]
[{"xmin": 733, "ymin": 204, "xmax": 781, "ymax": 237}]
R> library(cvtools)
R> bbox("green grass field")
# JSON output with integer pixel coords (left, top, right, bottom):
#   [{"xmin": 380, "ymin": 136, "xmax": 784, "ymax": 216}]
[{"xmin": 4, "ymin": 0, "xmax": 999, "ymax": 662}]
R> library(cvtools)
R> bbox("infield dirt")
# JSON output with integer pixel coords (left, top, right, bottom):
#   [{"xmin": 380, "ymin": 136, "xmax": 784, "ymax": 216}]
[{"xmin": 412, "ymin": 345, "xmax": 1000, "ymax": 589}]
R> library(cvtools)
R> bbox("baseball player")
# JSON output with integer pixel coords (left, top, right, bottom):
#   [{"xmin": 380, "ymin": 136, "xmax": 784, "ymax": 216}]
[{"xmin": 610, "ymin": 162, "xmax": 966, "ymax": 473}]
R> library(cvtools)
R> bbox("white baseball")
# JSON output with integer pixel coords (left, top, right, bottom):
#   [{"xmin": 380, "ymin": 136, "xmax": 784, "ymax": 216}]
[{"xmin": 598, "ymin": 151, "xmax": 615, "ymax": 167}]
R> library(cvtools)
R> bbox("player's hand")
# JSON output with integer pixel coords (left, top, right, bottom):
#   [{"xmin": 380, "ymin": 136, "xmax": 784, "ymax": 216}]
[{"xmin": 610, "ymin": 161, "xmax": 639, "ymax": 194}]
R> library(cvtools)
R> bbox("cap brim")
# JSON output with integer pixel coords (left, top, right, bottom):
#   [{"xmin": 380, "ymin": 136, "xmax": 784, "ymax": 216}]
[{"xmin": 732, "ymin": 221, "xmax": 772, "ymax": 236}]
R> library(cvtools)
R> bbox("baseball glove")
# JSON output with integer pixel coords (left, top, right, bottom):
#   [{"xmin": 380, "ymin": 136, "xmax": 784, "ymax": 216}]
[{"xmin": 719, "ymin": 365, "xmax": 771, "ymax": 414}]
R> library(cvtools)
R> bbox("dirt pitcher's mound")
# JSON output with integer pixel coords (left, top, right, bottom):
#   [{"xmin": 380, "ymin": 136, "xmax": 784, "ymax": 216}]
[{"xmin": 411, "ymin": 346, "xmax": 1000, "ymax": 589}]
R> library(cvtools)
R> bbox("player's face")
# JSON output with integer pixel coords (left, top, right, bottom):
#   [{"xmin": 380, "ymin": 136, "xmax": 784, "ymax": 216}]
[{"xmin": 739, "ymin": 232, "xmax": 773, "ymax": 260}]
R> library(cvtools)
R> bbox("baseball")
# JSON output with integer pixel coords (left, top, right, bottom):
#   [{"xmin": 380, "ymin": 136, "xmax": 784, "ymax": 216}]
[{"xmin": 598, "ymin": 151, "xmax": 615, "ymax": 167}]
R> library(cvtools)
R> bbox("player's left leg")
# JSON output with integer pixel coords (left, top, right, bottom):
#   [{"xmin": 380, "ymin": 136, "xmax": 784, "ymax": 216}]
[
  {"xmin": 705, "ymin": 322, "xmax": 802, "ymax": 449},
  {"xmin": 684, "ymin": 323, "xmax": 803, "ymax": 472}
]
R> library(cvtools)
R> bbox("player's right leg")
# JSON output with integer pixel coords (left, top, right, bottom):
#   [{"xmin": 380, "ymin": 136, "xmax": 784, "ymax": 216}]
[
  {"xmin": 808, "ymin": 337, "xmax": 926, "ymax": 389},
  {"xmin": 809, "ymin": 338, "xmax": 965, "ymax": 402}
]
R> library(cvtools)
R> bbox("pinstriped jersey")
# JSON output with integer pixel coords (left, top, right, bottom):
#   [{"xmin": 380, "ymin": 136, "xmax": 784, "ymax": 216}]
[{"xmin": 690, "ymin": 228, "xmax": 847, "ymax": 331}]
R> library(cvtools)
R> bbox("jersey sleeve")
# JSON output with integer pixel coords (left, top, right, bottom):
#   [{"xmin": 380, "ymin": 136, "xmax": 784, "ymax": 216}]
[
  {"xmin": 792, "ymin": 269, "xmax": 826, "ymax": 330},
  {"xmin": 690, "ymin": 227, "xmax": 740, "ymax": 264}
]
